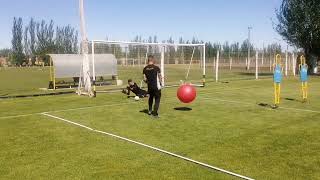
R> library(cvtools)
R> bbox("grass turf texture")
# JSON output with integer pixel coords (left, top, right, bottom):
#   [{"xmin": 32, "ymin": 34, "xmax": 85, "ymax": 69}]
[
  {"xmin": 0, "ymin": 67, "xmax": 320, "ymax": 179},
  {"xmin": 0, "ymin": 65, "xmax": 272, "ymax": 96}
]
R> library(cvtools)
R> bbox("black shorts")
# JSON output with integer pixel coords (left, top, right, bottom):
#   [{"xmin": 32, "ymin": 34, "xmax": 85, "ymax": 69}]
[
  {"xmin": 148, "ymin": 88, "xmax": 161, "ymax": 97},
  {"xmin": 137, "ymin": 89, "xmax": 148, "ymax": 98}
]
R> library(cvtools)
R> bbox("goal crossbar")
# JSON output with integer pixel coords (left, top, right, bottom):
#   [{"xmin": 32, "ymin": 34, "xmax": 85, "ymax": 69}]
[{"xmin": 92, "ymin": 40, "xmax": 205, "ymax": 47}]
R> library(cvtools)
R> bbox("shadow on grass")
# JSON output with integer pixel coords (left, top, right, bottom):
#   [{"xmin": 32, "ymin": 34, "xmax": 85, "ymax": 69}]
[
  {"xmin": 284, "ymin": 97, "xmax": 303, "ymax": 102},
  {"xmin": 238, "ymin": 72, "xmax": 273, "ymax": 76},
  {"xmin": 139, "ymin": 109, "xmax": 150, "ymax": 115},
  {"xmin": 285, "ymin": 97, "xmax": 308, "ymax": 103},
  {"xmin": 174, "ymin": 107, "xmax": 193, "ymax": 111},
  {"xmin": 257, "ymin": 103, "xmax": 279, "ymax": 109}
]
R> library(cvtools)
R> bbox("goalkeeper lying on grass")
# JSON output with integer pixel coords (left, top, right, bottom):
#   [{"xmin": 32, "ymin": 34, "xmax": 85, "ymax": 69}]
[{"xmin": 122, "ymin": 79, "xmax": 148, "ymax": 98}]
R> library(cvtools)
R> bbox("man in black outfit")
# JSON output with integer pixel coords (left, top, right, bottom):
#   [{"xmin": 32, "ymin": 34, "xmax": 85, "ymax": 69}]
[
  {"xmin": 123, "ymin": 79, "xmax": 148, "ymax": 98},
  {"xmin": 143, "ymin": 55, "xmax": 162, "ymax": 118}
]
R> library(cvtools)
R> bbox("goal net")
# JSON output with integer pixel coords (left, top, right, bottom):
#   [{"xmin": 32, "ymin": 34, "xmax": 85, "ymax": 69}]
[
  {"xmin": 91, "ymin": 40, "xmax": 206, "ymax": 89},
  {"xmin": 207, "ymin": 49, "xmax": 295, "ymax": 82}
]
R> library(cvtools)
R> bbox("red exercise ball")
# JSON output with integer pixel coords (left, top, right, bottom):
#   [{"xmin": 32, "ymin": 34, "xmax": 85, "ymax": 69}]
[{"xmin": 177, "ymin": 84, "xmax": 197, "ymax": 103}]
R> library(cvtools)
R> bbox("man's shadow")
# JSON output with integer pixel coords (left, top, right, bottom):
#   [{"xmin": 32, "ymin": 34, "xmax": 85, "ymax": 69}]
[
  {"xmin": 173, "ymin": 107, "xmax": 192, "ymax": 111},
  {"xmin": 139, "ymin": 107, "xmax": 192, "ymax": 114},
  {"xmin": 139, "ymin": 109, "xmax": 149, "ymax": 115},
  {"xmin": 257, "ymin": 103, "xmax": 279, "ymax": 109}
]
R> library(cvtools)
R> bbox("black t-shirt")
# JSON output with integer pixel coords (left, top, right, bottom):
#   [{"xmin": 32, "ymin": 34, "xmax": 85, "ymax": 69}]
[
  {"xmin": 143, "ymin": 64, "xmax": 161, "ymax": 89},
  {"xmin": 127, "ymin": 83, "xmax": 141, "ymax": 95}
]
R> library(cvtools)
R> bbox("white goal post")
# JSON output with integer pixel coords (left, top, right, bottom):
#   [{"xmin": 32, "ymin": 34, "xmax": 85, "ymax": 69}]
[
  {"xmin": 78, "ymin": 0, "xmax": 95, "ymax": 97},
  {"xmin": 91, "ymin": 40, "xmax": 206, "ymax": 88}
]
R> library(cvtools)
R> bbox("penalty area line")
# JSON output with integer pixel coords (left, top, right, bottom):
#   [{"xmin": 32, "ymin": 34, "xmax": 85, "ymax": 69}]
[
  {"xmin": 200, "ymin": 96, "xmax": 320, "ymax": 114},
  {"xmin": 0, "ymin": 113, "xmax": 37, "ymax": 120},
  {"xmin": 0, "ymin": 102, "xmax": 135, "ymax": 120},
  {"xmin": 41, "ymin": 112, "xmax": 254, "ymax": 180}
]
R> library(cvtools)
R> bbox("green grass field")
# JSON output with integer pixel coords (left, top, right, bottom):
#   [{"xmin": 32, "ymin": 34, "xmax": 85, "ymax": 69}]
[
  {"xmin": 0, "ymin": 65, "xmax": 268, "ymax": 96},
  {"xmin": 0, "ymin": 67, "xmax": 319, "ymax": 179}
]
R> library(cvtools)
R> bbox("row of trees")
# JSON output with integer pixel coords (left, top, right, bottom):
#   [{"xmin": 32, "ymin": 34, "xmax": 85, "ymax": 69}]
[
  {"xmin": 11, "ymin": 17, "xmax": 78, "ymax": 65},
  {"xmin": 276, "ymin": 0, "xmax": 320, "ymax": 73},
  {"xmin": 7, "ymin": 17, "xmax": 286, "ymax": 66}
]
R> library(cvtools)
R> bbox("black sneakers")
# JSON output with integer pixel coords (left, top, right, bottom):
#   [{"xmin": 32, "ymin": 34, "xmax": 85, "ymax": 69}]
[
  {"xmin": 148, "ymin": 111, "xmax": 159, "ymax": 119},
  {"xmin": 152, "ymin": 115, "xmax": 160, "ymax": 119},
  {"xmin": 152, "ymin": 112, "xmax": 159, "ymax": 119}
]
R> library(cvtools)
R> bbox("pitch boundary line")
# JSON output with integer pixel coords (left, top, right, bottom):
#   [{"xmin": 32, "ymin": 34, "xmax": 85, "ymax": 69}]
[
  {"xmin": 1, "ymin": 90, "xmax": 320, "ymax": 119},
  {"xmin": 41, "ymin": 112, "xmax": 255, "ymax": 180},
  {"xmin": 0, "ymin": 87, "xmax": 244, "ymax": 119},
  {"xmin": 44, "ymin": 91, "xmax": 320, "ymax": 114}
]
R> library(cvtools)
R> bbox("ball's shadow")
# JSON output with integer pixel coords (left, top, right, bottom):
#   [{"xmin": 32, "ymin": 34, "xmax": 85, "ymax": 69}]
[{"xmin": 174, "ymin": 107, "xmax": 192, "ymax": 111}]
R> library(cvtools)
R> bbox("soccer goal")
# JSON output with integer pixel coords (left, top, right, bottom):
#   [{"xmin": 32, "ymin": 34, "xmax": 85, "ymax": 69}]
[
  {"xmin": 209, "ymin": 49, "xmax": 296, "ymax": 82},
  {"xmin": 90, "ymin": 40, "xmax": 206, "ymax": 88}
]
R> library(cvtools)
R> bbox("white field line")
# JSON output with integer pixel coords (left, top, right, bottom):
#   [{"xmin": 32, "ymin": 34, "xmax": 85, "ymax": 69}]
[
  {"xmin": 42, "ymin": 102, "xmax": 136, "ymax": 113},
  {"xmin": 202, "ymin": 81, "xmax": 320, "ymax": 94},
  {"xmin": 200, "ymin": 96, "xmax": 320, "ymax": 113},
  {"xmin": 0, "ymin": 87, "xmax": 240, "ymax": 119},
  {"xmin": 0, "ymin": 113, "xmax": 38, "ymax": 120},
  {"xmin": 278, "ymin": 106, "xmax": 320, "ymax": 113},
  {"xmin": 41, "ymin": 112, "xmax": 255, "ymax": 180},
  {"xmin": 1, "ymin": 86, "xmax": 320, "ymax": 119},
  {"xmin": 0, "ymin": 102, "xmax": 135, "ymax": 120}
]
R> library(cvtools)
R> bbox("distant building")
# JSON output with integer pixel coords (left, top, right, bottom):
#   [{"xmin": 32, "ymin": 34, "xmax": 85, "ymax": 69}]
[
  {"xmin": 34, "ymin": 56, "xmax": 45, "ymax": 66},
  {"xmin": 0, "ymin": 57, "xmax": 8, "ymax": 67}
]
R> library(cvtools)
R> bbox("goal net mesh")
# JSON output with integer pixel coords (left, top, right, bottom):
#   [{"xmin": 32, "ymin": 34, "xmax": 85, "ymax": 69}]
[
  {"xmin": 206, "ymin": 49, "xmax": 294, "ymax": 82},
  {"xmin": 91, "ymin": 41, "xmax": 205, "ymax": 88}
]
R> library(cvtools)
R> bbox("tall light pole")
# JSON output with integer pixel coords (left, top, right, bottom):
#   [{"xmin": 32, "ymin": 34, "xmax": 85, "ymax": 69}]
[{"xmin": 247, "ymin": 27, "xmax": 252, "ymax": 70}]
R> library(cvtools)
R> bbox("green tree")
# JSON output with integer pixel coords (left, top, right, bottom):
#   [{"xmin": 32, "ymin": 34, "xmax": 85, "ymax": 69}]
[
  {"xmin": 28, "ymin": 18, "xmax": 37, "ymax": 55},
  {"xmin": 11, "ymin": 17, "xmax": 24, "ymax": 65},
  {"xmin": 266, "ymin": 43, "xmax": 282, "ymax": 55},
  {"xmin": 55, "ymin": 25, "xmax": 78, "ymax": 54},
  {"xmin": 240, "ymin": 39, "xmax": 255, "ymax": 58},
  {"xmin": 0, "ymin": 49, "xmax": 11, "ymax": 57},
  {"xmin": 24, "ymin": 27, "xmax": 30, "ymax": 57},
  {"xmin": 177, "ymin": 37, "xmax": 185, "ymax": 64},
  {"xmin": 276, "ymin": 0, "xmax": 320, "ymax": 72},
  {"xmin": 167, "ymin": 37, "xmax": 175, "ymax": 64},
  {"xmin": 35, "ymin": 20, "xmax": 55, "ymax": 65},
  {"xmin": 230, "ymin": 42, "xmax": 240, "ymax": 60},
  {"xmin": 36, "ymin": 20, "xmax": 55, "ymax": 56}
]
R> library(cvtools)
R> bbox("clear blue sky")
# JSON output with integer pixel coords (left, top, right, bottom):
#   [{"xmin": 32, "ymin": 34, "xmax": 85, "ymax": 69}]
[{"xmin": 0, "ymin": 0, "xmax": 289, "ymax": 49}]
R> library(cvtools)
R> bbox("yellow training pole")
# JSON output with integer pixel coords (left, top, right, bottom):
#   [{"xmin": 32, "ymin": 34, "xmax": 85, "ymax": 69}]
[
  {"xmin": 49, "ymin": 57, "xmax": 53, "ymax": 81},
  {"xmin": 301, "ymin": 82, "xmax": 305, "ymax": 99},
  {"xmin": 305, "ymin": 82, "xmax": 308, "ymax": 99},
  {"xmin": 274, "ymin": 83, "xmax": 278, "ymax": 105},
  {"xmin": 53, "ymin": 61, "xmax": 56, "ymax": 90},
  {"xmin": 299, "ymin": 55, "xmax": 308, "ymax": 101},
  {"xmin": 302, "ymin": 82, "xmax": 308, "ymax": 100},
  {"xmin": 274, "ymin": 83, "xmax": 281, "ymax": 105},
  {"xmin": 273, "ymin": 54, "xmax": 282, "ymax": 107},
  {"xmin": 278, "ymin": 84, "xmax": 280, "ymax": 104}
]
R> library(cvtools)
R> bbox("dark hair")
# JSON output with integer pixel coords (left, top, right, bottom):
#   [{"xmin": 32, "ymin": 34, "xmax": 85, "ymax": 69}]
[
  {"xmin": 148, "ymin": 55, "xmax": 154, "ymax": 63},
  {"xmin": 128, "ymin": 79, "xmax": 133, "ymax": 83}
]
